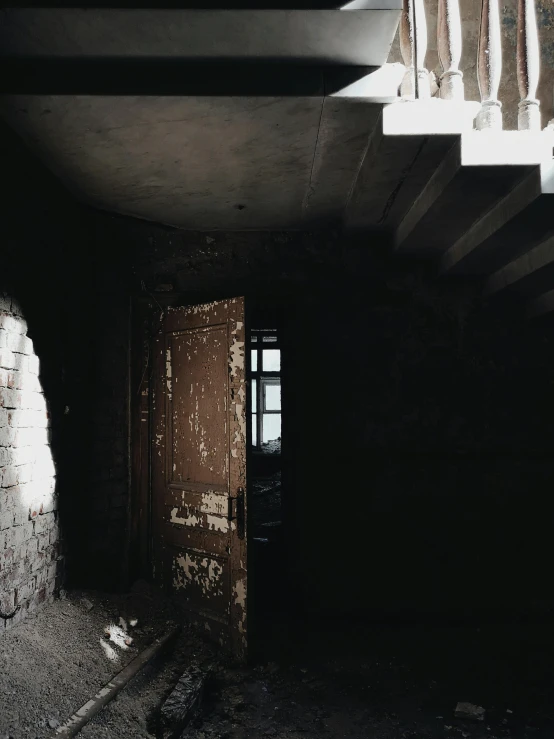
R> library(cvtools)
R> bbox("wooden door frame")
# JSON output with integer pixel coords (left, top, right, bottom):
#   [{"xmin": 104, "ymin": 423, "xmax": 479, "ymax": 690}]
[{"xmin": 130, "ymin": 293, "xmax": 182, "ymax": 584}]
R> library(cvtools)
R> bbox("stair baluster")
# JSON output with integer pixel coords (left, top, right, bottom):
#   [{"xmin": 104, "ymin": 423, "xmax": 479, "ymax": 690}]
[
  {"xmin": 517, "ymin": 0, "xmax": 541, "ymax": 131},
  {"xmin": 476, "ymin": 0, "xmax": 503, "ymax": 129},
  {"xmin": 438, "ymin": 0, "xmax": 464, "ymax": 100},
  {"xmin": 400, "ymin": 0, "xmax": 430, "ymax": 99}
]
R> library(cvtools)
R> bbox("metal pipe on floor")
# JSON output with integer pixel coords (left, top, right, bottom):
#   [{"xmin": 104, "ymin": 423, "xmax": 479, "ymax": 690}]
[{"xmin": 55, "ymin": 624, "xmax": 180, "ymax": 738}]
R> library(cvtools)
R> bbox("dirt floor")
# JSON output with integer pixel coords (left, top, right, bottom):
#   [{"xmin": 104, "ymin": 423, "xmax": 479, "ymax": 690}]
[
  {"xmin": 0, "ymin": 584, "xmax": 215, "ymax": 739},
  {"xmin": 1, "ymin": 591, "xmax": 554, "ymax": 739}
]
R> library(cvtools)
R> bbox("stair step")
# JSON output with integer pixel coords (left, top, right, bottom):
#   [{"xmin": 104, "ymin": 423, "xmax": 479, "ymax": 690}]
[{"xmin": 346, "ymin": 101, "xmax": 482, "ymax": 233}]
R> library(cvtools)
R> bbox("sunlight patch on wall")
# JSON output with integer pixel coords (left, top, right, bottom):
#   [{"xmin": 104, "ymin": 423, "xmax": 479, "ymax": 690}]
[{"xmin": 0, "ymin": 295, "xmax": 59, "ymax": 628}]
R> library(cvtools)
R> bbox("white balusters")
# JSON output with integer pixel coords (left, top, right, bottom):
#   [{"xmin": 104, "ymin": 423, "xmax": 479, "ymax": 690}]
[
  {"xmin": 517, "ymin": 0, "xmax": 541, "ymax": 131},
  {"xmin": 400, "ymin": 0, "xmax": 430, "ymax": 99},
  {"xmin": 476, "ymin": 0, "xmax": 503, "ymax": 130},
  {"xmin": 397, "ymin": 0, "xmax": 546, "ymax": 134},
  {"xmin": 437, "ymin": 0, "xmax": 464, "ymax": 100}
]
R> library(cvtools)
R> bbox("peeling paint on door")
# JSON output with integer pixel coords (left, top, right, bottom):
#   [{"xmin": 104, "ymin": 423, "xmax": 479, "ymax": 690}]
[{"xmin": 152, "ymin": 297, "xmax": 247, "ymax": 660}]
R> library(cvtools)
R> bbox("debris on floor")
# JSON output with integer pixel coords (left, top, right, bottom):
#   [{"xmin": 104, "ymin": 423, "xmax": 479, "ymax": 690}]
[
  {"xmin": 160, "ymin": 660, "xmax": 214, "ymax": 738},
  {"xmin": 2, "ymin": 599, "xmax": 554, "ymax": 739},
  {"xmin": 251, "ymin": 470, "xmax": 281, "ymax": 538},
  {"xmin": 0, "ymin": 585, "xmax": 215, "ymax": 739},
  {"xmin": 56, "ymin": 625, "xmax": 181, "ymax": 738},
  {"xmin": 454, "ymin": 702, "xmax": 486, "ymax": 721},
  {"xmin": 259, "ymin": 438, "xmax": 281, "ymax": 455}
]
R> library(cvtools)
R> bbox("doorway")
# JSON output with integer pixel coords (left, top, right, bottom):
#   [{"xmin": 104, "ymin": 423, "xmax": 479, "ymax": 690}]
[
  {"xmin": 247, "ymin": 309, "xmax": 287, "ymax": 645},
  {"xmin": 136, "ymin": 294, "xmax": 289, "ymax": 660},
  {"xmin": 249, "ymin": 327, "xmax": 282, "ymax": 538}
]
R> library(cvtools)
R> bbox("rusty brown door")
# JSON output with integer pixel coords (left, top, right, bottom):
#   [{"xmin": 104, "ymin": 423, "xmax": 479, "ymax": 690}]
[{"xmin": 152, "ymin": 298, "xmax": 247, "ymax": 659}]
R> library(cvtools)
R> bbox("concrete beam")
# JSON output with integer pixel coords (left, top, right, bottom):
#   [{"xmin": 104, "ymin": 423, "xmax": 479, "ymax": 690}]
[
  {"xmin": 395, "ymin": 139, "xmax": 461, "ymax": 248},
  {"xmin": 0, "ymin": 2, "xmax": 401, "ymax": 13},
  {"xmin": 397, "ymin": 164, "xmax": 535, "ymax": 256},
  {"xmin": 485, "ymin": 233, "xmax": 554, "ymax": 298},
  {"xmin": 527, "ymin": 289, "xmax": 554, "ymax": 318},
  {"xmin": 441, "ymin": 161, "xmax": 554, "ymax": 275},
  {"xmin": 0, "ymin": 6, "xmax": 402, "ymax": 66}
]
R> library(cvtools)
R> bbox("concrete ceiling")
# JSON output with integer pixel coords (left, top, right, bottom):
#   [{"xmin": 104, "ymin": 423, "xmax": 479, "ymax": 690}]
[
  {"xmin": 0, "ymin": 6, "xmax": 402, "ymax": 230},
  {"xmin": 0, "ymin": 6, "xmax": 402, "ymax": 66}
]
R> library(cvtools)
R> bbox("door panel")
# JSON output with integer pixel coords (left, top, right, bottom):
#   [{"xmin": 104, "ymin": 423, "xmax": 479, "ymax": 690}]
[{"xmin": 152, "ymin": 298, "xmax": 247, "ymax": 659}]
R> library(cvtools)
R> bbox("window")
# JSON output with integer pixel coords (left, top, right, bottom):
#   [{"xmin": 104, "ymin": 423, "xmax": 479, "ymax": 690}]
[{"xmin": 250, "ymin": 330, "xmax": 281, "ymax": 451}]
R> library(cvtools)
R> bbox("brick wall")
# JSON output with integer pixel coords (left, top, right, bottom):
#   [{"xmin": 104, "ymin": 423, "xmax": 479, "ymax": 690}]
[
  {"xmin": 0, "ymin": 294, "xmax": 61, "ymax": 631},
  {"xmin": 0, "ymin": 119, "xmax": 97, "ymax": 626}
]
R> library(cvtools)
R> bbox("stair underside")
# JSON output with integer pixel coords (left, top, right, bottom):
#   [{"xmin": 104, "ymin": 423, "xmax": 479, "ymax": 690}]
[
  {"xmin": 0, "ymin": 92, "xmax": 391, "ymax": 231},
  {"xmin": 2, "ymin": 8, "xmax": 554, "ymax": 315},
  {"xmin": 0, "ymin": 5, "xmax": 402, "ymax": 230},
  {"xmin": 346, "ymin": 104, "xmax": 554, "ymax": 315}
]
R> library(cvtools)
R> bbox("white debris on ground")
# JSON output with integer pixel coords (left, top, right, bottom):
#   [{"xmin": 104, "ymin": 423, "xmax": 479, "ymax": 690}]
[
  {"xmin": 105, "ymin": 623, "xmax": 133, "ymax": 650},
  {"xmin": 100, "ymin": 637, "xmax": 120, "ymax": 663}
]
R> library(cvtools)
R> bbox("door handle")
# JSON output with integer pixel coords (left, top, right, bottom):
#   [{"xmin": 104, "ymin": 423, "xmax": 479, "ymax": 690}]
[{"xmin": 228, "ymin": 487, "xmax": 245, "ymax": 540}]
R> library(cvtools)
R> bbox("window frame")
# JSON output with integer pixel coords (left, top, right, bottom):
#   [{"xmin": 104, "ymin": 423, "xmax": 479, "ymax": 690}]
[{"xmin": 250, "ymin": 330, "xmax": 281, "ymax": 451}]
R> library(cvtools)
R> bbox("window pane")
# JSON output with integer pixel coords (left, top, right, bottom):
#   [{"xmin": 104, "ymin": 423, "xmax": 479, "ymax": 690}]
[
  {"xmin": 251, "ymin": 379, "xmax": 257, "ymax": 412},
  {"xmin": 251, "ymin": 350, "xmax": 257, "ymax": 372},
  {"xmin": 252, "ymin": 414, "xmax": 257, "ymax": 446},
  {"xmin": 262, "ymin": 413, "xmax": 281, "ymax": 443},
  {"xmin": 264, "ymin": 382, "xmax": 281, "ymax": 411},
  {"xmin": 262, "ymin": 349, "xmax": 280, "ymax": 372}
]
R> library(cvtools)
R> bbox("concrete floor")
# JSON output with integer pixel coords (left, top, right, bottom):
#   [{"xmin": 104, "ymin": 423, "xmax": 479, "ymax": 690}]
[
  {"xmin": 1, "ymin": 590, "xmax": 553, "ymax": 738},
  {"xmin": 204, "ymin": 617, "xmax": 554, "ymax": 739}
]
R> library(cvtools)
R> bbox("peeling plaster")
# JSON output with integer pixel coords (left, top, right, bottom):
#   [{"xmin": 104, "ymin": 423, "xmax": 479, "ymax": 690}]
[
  {"xmin": 173, "ymin": 553, "xmax": 224, "ymax": 597},
  {"xmin": 229, "ymin": 340, "xmax": 244, "ymax": 380},
  {"xmin": 170, "ymin": 502, "xmax": 232, "ymax": 532},
  {"xmin": 234, "ymin": 403, "xmax": 246, "ymax": 446},
  {"xmin": 233, "ymin": 578, "xmax": 247, "ymax": 637},
  {"xmin": 170, "ymin": 507, "xmax": 195, "ymax": 526}
]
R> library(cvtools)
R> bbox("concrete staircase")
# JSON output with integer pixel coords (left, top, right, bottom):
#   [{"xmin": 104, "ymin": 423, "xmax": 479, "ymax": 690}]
[
  {"xmin": 1, "ymin": 5, "xmax": 554, "ymax": 316},
  {"xmin": 346, "ymin": 99, "xmax": 554, "ymax": 316}
]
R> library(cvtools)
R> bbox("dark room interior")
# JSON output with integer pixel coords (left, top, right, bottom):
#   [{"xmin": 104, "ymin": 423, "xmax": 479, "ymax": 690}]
[{"xmin": 1, "ymin": 4, "xmax": 554, "ymax": 739}]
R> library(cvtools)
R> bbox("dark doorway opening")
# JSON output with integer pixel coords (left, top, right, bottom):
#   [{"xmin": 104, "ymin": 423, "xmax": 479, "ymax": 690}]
[{"xmin": 247, "ymin": 301, "xmax": 288, "ymax": 655}]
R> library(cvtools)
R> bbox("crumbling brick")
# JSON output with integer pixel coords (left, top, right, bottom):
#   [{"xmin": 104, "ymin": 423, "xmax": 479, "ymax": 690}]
[{"xmin": 0, "ymin": 299, "xmax": 61, "ymax": 630}]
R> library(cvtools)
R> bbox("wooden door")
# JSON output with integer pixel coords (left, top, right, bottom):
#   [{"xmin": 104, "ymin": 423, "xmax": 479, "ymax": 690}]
[{"xmin": 152, "ymin": 298, "xmax": 247, "ymax": 659}]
